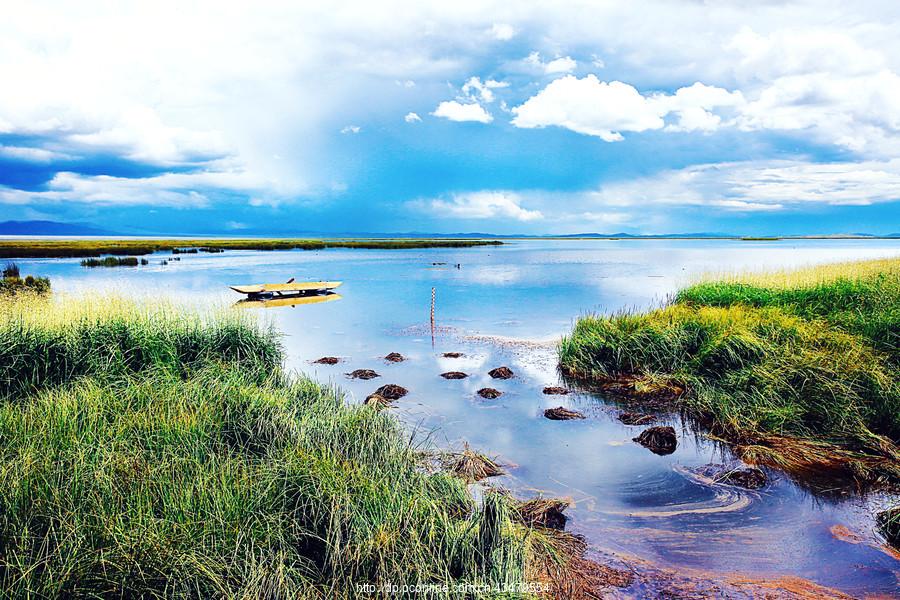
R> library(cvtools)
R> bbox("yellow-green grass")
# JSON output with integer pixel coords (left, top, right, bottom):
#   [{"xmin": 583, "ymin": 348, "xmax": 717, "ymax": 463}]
[
  {"xmin": 0, "ymin": 295, "xmax": 281, "ymax": 400},
  {"xmin": 679, "ymin": 257, "xmax": 900, "ymax": 359},
  {"xmin": 0, "ymin": 296, "xmax": 562, "ymax": 597},
  {"xmin": 0, "ymin": 238, "xmax": 502, "ymax": 258},
  {"xmin": 559, "ymin": 257, "xmax": 900, "ymax": 482},
  {"xmin": 0, "ymin": 276, "xmax": 50, "ymax": 296}
]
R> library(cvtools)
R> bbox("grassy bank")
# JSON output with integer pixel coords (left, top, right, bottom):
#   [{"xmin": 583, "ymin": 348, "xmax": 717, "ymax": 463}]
[
  {"xmin": 559, "ymin": 257, "xmax": 900, "ymax": 483},
  {"xmin": 0, "ymin": 296, "xmax": 577, "ymax": 597},
  {"xmin": 1, "ymin": 262, "xmax": 50, "ymax": 296},
  {"xmin": 0, "ymin": 238, "xmax": 502, "ymax": 259}
]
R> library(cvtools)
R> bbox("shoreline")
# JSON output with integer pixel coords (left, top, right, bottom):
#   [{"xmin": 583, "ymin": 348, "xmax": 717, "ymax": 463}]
[{"xmin": 0, "ymin": 238, "xmax": 502, "ymax": 259}]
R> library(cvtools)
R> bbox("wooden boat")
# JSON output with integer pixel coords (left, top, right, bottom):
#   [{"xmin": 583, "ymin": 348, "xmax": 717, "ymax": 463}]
[
  {"xmin": 236, "ymin": 293, "xmax": 342, "ymax": 309},
  {"xmin": 229, "ymin": 281, "xmax": 342, "ymax": 296}
]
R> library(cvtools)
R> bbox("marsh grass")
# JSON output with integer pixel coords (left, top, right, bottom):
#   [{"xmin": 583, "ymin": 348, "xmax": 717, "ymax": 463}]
[
  {"xmin": 0, "ymin": 295, "xmax": 281, "ymax": 399},
  {"xmin": 0, "ymin": 295, "xmax": 568, "ymax": 597},
  {"xmin": 0, "ymin": 366, "xmax": 545, "ymax": 597},
  {"xmin": 0, "ymin": 262, "xmax": 50, "ymax": 296},
  {"xmin": 80, "ymin": 256, "xmax": 149, "ymax": 267},
  {"xmin": 0, "ymin": 238, "xmax": 502, "ymax": 258},
  {"xmin": 560, "ymin": 257, "xmax": 900, "ymax": 482}
]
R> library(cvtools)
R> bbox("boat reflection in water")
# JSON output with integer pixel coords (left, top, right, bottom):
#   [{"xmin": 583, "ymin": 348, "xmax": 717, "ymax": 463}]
[{"xmin": 235, "ymin": 291, "xmax": 342, "ymax": 309}]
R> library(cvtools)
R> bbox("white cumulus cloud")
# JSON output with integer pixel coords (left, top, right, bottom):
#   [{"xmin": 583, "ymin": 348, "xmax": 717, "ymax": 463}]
[
  {"xmin": 511, "ymin": 76, "xmax": 664, "ymax": 141},
  {"xmin": 511, "ymin": 75, "xmax": 742, "ymax": 140},
  {"xmin": 525, "ymin": 52, "xmax": 577, "ymax": 75},
  {"xmin": 461, "ymin": 77, "xmax": 509, "ymax": 103},
  {"xmin": 432, "ymin": 101, "xmax": 493, "ymax": 123},
  {"xmin": 404, "ymin": 112, "xmax": 422, "ymax": 123}
]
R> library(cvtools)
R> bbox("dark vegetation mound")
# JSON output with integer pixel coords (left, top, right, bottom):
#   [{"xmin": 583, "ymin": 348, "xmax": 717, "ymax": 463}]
[
  {"xmin": 477, "ymin": 388, "xmax": 503, "ymax": 399},
  {"xmin": 715, "ymin": 467, "xmax": 767, "ymax": 489},
  {"xmin": 314, "ymin": 356, "xmax": 340, "ymax": 364},
  {"xmin": 375, "ymin": 384, "xmax": 408, "ymax": 400},
  {"xmin": 442, "ymin": 352, "xmax": 464, "ymax": 358},
  {"xmin": 488, "ymin": 366, "xmax": 514, "ymax": 379},
  {"xmin": 347, "ymin": 369, "xmax": 379, "ymax": 380},
  {"xmin": 384, "ymin": 352, "xmax": 405, "ymax": 362},
  {"xmin": 515, "ymin": 498, "xmax": 570, "ymax": 530},
  {"xmin": 440, "ymin": 371, "xmax": 468, "ymax": 379},
  {"xmin": 441, "ymin": 444, "xmax": 505, "ymax": 483},
  {"xmin": 364, "ymin": 392, "xmax": 392, "ymax": 410},
  {"xmin": 633, "ymin": 426, "xmax": 677, "ymax": 455},
  {"xmin": 618, "ymin": 412, "xmax": 655, "ymax": 426},
  {"xmin": 543, "ymin": 386, "xmax": 569, "ymax": 395},
  {"xmin": 544, "ymin": 407, "xmax": 585, "ymax": 421}
]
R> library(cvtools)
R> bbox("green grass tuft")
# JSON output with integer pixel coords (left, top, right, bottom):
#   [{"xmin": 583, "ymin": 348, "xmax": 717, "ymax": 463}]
[
  {"xmin": 0, "ymin": 295, "xmax": 549, "ymax": 597},
  {"xmin": 560, "ymin": 257, "xmax": 900, "ymax": 479},
  {"xmin": 0, "ymin": 297, "xmax": 282, "ymax": 400}
]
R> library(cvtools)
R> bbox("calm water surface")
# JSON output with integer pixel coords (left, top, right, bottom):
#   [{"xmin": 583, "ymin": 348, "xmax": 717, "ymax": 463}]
[{"xmin": 18, "ymin": 239, "xmax": 900, "ymax": 596}]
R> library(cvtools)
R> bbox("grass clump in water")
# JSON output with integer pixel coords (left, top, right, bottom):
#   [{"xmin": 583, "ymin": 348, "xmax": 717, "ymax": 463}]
[
  {"xmin": 0, "ymin": 262, "xmax": 50, "ymax": 296},
  {"xmin": 0, "ymin": 295, "xmax": 577, "ymax": 597},
  {"xmin": 80, "ymin": 256, "xmax": 148, "ymax": 267},
  {"xmin": 559, "ymin": 257, "xmax": 900, "ymax": 482}
]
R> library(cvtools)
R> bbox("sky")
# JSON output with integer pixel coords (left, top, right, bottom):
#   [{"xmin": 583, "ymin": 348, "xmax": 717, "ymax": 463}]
[{"xmin": 2, "ymin": 1, "xmax": 900, "ymax": 236}]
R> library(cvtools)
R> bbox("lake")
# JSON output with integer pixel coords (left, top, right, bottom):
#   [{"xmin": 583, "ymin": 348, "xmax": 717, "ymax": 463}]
[{"xmin": 16, "ymin": 238, "xmax": 900, "ymax": 596}]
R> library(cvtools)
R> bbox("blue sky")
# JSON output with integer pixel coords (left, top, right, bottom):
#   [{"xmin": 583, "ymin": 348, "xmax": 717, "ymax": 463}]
[{"xmin": 1, "ymin": 1, "xmax": 900, "ymax": 235}]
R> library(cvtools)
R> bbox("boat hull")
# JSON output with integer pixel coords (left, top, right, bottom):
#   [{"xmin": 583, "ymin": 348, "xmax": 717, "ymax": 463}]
[{"xmin": 229, "ymin": 281, "xmax": 342, "ymax": 295}]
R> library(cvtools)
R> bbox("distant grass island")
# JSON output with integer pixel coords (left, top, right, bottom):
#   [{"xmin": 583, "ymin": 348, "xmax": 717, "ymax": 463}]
[{"xmin": 0, "ymin": 238, "xmax": 503, "ymax": 259}]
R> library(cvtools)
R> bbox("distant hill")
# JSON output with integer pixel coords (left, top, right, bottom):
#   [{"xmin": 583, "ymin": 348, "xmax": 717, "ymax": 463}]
[
  {"xmin": 555, "ymin": 232, "xmax": 734, "ymax": 239},
  {"xmin": 0, "ymin": 220, "xmax": 118, "ymax": 236}
]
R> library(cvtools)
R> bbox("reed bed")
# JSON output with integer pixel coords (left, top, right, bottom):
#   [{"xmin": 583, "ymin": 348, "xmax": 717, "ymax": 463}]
[
  {"xmin": 0, "ymin": 295, "xmax": 564, "ymax": 597},
  {"xmin": 560, "ymin": 257, "xmax": 900, "ymax": 483},
  {"xmin": 0, "ymin": 238, "xmax": 502, "ymax": 258},
  {"xmin": 80, "ymin": 256, "xmax": 148, "ymax": 267},
  {"xmin": 0, "ymin": 295, "xmax": 281, "ymax": 399}
]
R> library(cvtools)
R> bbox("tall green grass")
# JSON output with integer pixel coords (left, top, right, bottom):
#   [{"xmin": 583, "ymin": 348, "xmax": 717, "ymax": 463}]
[
  {"xmin": 559, "ymin": 258, "xmax": 900, "ymax": 478},
  {"xmin": 677, "ymin": 259, "xmax": 899, "ymax": 360},
  {"xmin": 0, "ymin": 296, "xmax": 549, "ymax": 597},
  {"xmin": 0, "ymin": 367, "xmax": 538, "ymax": 597},
  {"xmin": 0, "ymin": 296, "xmax": 282, "ymax": 401}
]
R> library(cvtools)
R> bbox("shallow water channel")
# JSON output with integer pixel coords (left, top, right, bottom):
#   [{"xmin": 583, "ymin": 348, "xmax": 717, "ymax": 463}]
[{"xmin": 18, "ymin": 238, "xmax": 900, "ymax": 596}]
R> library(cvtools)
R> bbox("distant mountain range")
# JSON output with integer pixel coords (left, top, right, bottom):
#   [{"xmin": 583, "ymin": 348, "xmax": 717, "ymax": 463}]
[
  {"xmin": 0, "ymin": 220, "xmax": 119, "ymax": 236},
  {"xmin": 1, "ymin": 220, "xmax": 898, "ymax": 239}
]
